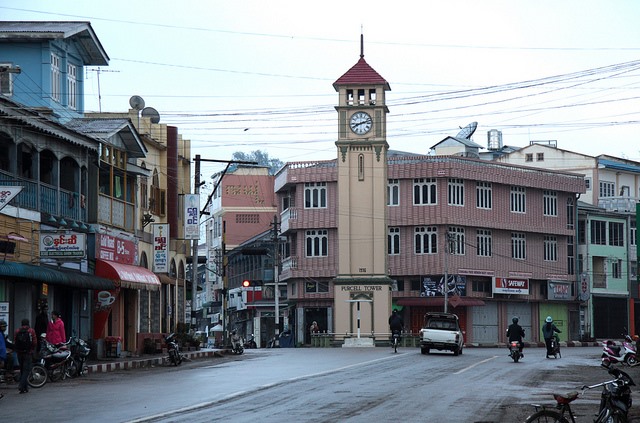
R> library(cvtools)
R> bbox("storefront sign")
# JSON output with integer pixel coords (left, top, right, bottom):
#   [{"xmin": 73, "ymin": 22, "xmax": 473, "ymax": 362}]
[
  {"xmin": 93, "ymin": 288, "xmax": 119, "ymax": 339},
  {"xmin": 39, "ymin": 232, "xmax": 86, "ymax": 259},
  {"xmin": 153, "ymin": 223, "xmax": 169, "ymax": 273},
  {"xmin": 548, "ymin": 280, "xmax": 571, "ymax": 300},
  {"xmin": 421, "ymin": 275, "xmax": 467, "ymax": 297},
  {"xmin": 494, "ymin": 277, "xmax": 529, "ymax": 294},
  {"xmin": 0, "ymin": 186, "xmax": 22, "ymax": 211},
  {"xmin": 96, "ymin": 233, "xmax": 137, "ymax": 264},
  {"xmin": 0, "ymin": 302, "xmax": 9, "ymax": 329},
  {"xmin": 184, "ymin": 194, "xmax": 200, "ymax": 240}
]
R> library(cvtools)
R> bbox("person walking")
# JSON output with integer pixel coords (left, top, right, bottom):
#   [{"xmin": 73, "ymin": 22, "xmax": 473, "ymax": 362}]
[
  {"xmin": 542, "ymin": 316, "xmax": 561, "ymax": 358},
  {"xmin": 46, "ymin": 310, "xmax": 66, "ymax": 345},
  {"xmin": 14, "ymin": 318, "xmax": 37, "ymax": 394},
  {"xmin": 0, "ymin": 320, "xmax": 19, "ymax": 382}
]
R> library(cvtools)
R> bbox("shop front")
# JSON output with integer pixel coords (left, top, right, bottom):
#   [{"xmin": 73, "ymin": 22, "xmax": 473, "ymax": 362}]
[{"xmin": 94, "ymin": 258, "xmax": 161, "ymax": 355}]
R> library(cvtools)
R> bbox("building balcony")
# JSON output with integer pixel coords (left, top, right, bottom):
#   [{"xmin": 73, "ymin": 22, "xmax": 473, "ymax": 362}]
[
  {"xmin": 98, "ymin": 193, "xmax": 135, "ymax": 232},
  {"xmin": 598, "ymin": 196, "xmax": 638, "ymax": 213},
  {"xmin": 280, "ymin": 207, "xmax": 297, "ymax": 233},
  {"xmin": 0, "ymin": 169, "xmax": 86, "ymax": 222}
]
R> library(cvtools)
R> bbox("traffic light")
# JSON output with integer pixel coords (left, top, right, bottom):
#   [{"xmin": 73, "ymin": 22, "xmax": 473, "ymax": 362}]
[{"xmin": 242, "ymin": 280, "xmax": 251, "ymax": 288}]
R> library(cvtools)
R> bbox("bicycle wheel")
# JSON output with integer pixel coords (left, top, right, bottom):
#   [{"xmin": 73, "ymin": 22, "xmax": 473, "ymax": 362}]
[{"xmin": 524, "ymin": 409, "xmax": 570, "ymax": 423}]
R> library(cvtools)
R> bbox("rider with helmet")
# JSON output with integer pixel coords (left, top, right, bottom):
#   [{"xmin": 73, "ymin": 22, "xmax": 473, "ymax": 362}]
[
  {"xmin": 506, "ymin": 316, "xmax": 525, "ymax": 356},
  {"xmin": 542, "ymin": 316, "xmax": 561, "ymax": 358}
]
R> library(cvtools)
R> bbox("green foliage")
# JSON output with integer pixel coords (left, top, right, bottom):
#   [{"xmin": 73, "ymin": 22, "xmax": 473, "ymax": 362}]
[{"xmin": 232, "ymin": 150, "xmax": 284, "ymax": 175}]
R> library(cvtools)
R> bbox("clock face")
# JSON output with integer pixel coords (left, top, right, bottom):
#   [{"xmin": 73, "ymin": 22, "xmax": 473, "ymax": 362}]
[{"xmin": 349, "ymin": 111, "xmax": 372, "ymax": 135}]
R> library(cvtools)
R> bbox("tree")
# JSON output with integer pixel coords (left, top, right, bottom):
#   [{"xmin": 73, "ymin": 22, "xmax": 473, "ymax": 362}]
[{"xmin": 231, "ymin": 150, "xmax": 284, "ymax": 175}]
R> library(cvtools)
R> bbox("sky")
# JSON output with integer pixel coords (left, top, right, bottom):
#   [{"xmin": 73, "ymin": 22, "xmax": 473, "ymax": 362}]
[{"xmin": 3, "ymin": 1, "xmax": 640, "ymax": 184}]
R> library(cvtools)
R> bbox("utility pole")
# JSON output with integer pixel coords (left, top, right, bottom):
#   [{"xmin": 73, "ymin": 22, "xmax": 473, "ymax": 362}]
[
  {"xmin": 190, "ymin": 155, "xmax": 201, "ymax": 331},
  {"xmin": 443, "ymin": 231, "xmax": 453, "ymax": 313},
  {"xmin": 272, "ymin": 215, "xmax": 280, "ymax": 346}
]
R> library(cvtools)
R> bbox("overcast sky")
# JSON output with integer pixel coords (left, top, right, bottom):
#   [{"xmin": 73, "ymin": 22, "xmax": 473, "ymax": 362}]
[{"xmin": 3, "ymin": 1, "xmax": 640, "ymax": 182}]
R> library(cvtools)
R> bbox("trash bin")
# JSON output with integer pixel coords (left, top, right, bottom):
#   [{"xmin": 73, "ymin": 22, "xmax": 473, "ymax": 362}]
[{"xmin": 279, "ymin": 330, "xmax": 294, "ymax": 348}]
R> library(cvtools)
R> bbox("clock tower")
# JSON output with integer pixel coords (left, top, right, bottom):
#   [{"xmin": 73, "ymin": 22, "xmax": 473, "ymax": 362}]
[{"xmin": 333, "ymin": 37, "xmax": 393, "ymax": 345}]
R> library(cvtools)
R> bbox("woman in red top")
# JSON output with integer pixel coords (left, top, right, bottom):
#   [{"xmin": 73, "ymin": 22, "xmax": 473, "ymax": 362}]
[{"xmin": 46, "ymin": 310, "xmax": 66, "ymax": 345}]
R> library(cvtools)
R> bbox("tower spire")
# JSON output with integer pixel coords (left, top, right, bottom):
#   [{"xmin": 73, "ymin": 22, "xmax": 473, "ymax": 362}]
[{"xmin": 360, "ymin": 27, "xmax": 364, "ymax": 58}]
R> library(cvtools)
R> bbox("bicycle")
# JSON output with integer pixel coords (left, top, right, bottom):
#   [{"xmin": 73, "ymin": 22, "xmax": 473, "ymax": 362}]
[
  {"xmin": 524, "ymin": 367, "xmax": 634, "ymax": 423},
  {"xmin": 391, "ymin": 330, "xmax": 400, "ymax": 353}
]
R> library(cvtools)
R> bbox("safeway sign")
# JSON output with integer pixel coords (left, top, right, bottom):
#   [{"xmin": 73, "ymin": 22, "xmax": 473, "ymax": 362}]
[
  {"xmin": 0, "ymin": 186, "xmax": 23, "ymax": 211},
  {"xmin": 493, "ymin": 277, "xmax": 529, "ymax": 295}
]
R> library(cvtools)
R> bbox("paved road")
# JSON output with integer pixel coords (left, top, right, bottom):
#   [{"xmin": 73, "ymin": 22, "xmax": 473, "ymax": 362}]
[{"xmin": 0, "ymin": 346, "xmax": 611, "ymax": 422}]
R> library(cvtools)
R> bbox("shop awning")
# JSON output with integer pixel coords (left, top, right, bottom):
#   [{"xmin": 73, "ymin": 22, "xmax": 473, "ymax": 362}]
[
  {"xmin": 396, "ymin": 297, "xmax": 485, "ymax": 308},
  {"xmin": 95, "ymin": 259, "xmax": 160, "ymax": 291},
  {"xmin": 158, "ymin": 274, "xmax": 176, "ymax": 285},
  {"xmin": 0, "ymin": 261, "xmax": 115, "ymax": 290}
]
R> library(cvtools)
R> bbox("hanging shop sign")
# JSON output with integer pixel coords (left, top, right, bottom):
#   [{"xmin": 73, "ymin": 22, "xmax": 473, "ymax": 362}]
[
  {"xmin": 152, "ymin": 223, "xmax": 169, "ymax": 273},
  {"xmin": 96, "ymin": 233, "xmax": 136, "ymax": 264},
  {"xmin": 183, "ymin": 194, "xmax": 200, "ymax": 240}
]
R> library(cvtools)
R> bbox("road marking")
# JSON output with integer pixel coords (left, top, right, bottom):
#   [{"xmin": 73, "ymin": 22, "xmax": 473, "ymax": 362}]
[{"xmin": 454, "ymin": 355, "xmax": 498, "ymax": 374}]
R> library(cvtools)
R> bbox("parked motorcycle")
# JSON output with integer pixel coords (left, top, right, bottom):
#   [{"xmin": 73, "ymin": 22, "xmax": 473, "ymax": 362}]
[
  {"xmin": 601, "ymin": 331, "xmax": 638, "ymax": 367},
  {"xmin": 508, "ymin": 341, "xmax": 522, "ymax": 363},
  {"xmin": 65, "ymin": 336, "xmax": 91, "ymax": 377},
  {"xmin": 231, "ymin": 331, "xmax": 244, "ymax": 355},
  {"xmin": 28, "ymin": 336, "xmax": 73, "ymax": 388},
  {"xmin": 243, "ymin": 334, "xmax": 257, "ymax": 349},
  {"xmin": 164, "ymin": 333, "xmax": 183, "ymax": 366}
]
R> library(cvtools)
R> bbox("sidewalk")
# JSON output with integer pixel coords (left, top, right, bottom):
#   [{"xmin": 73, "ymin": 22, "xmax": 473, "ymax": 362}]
[{"xmin": 85, "ymin": 348, "xmax": 226, "ymax": 374}]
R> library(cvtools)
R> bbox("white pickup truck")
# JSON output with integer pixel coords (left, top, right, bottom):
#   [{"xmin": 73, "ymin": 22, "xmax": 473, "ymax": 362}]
[{"xmin": 419, "ymin": 312, "xmax": 464, "ymax": 356}]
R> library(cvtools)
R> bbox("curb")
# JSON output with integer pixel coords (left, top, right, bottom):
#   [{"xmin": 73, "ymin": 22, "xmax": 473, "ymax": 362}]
[{"xmin": 86, "ymin": 349, "xmax": 226, "ymax": 374}]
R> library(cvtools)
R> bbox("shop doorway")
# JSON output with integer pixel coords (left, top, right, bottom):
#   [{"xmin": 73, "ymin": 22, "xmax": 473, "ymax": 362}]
[{"xmin": 304, "ymin": 307, "xmax": 327, "ymax": 344}]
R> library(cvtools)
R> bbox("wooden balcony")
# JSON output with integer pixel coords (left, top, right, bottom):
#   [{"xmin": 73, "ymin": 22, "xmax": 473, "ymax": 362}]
[{"xmin": 0, "ymin": 169, "xmax": 86, "ymax": 222}]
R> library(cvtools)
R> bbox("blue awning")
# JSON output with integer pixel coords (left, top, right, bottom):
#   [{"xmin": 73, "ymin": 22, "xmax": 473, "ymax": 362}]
[{"xmin": 0, "ymin": 261, "xmax": 115, "ymax": 290}]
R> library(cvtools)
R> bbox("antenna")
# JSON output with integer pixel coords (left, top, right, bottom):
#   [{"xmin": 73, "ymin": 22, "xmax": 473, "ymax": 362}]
[
  {"xmin": 129, "ymin": 95, "xmax": 145, "ymax": 111},
  {"xmin": 141, "ymin": 106, "xmax": 160, "ymax": 124},
  {"xmin": 87, "ymin": 67, "xmax": 120, "ymax": 112},
  {"xmin": 456, "ymin": 122, "xmax": 478, "ymax": 140}
]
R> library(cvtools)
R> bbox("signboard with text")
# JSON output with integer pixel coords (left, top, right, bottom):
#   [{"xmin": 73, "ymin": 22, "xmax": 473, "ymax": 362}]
[
  {"xmin": 184, "ymin": 194, "xmax": 200, "ymax": 240},
  {"xmin": 96, "ymin": 233, "xmax": 136, "ymax": 264},
  {"xmin": 153, "ymin": 223, "xmax": 169, "ymax": 273},
  {"xmin": 0, "ymin": 186, "xmax": 22, "ymax": 211},
  {"xmin": 39, "ymin": 232, "xmax": 86, "ymax": 259},
  {"xmin": 493, "ymin": 277, "xmax": 530, "ymax": 295}
]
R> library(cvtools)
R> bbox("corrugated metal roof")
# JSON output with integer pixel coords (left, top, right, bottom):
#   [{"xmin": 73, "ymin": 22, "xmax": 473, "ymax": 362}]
[
  {"xmin": 0, "ymin": 21, "xmax": 109, "ymax": 65},
  {"xmin": 598, "ymin": 158, "xmax": 640, "ymax": 174},
  {"xmin": 333, "ymin": 56, "xmax": 390, "ymax": 90},
  {"xmin": 66, "ymin": 118, "xmax": 147, "ymax": 158},
  {"xmin": 0, "ymin": 96, "xmax": 100, "ymax": 151}
]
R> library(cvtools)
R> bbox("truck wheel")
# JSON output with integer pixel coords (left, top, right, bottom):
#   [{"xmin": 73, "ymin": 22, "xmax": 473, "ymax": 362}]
[
  {"xmin": 453, "ymin": 348, "xmax": 460, "ymax": 356},
  {"xmin": 421, "ymin": 347, "xmax": 429, "ymax": 355}
]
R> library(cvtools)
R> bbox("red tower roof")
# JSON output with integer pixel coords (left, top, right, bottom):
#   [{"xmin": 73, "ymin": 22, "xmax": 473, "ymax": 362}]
[{"xmin": 333, "ymin": 56, "xmax": 390, "ymax": 91}]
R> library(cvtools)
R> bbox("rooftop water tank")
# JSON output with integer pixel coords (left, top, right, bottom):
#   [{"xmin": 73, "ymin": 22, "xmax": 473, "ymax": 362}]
[{"xmin": 487, "ymin": 129, "xmax": 503, "ymax": 150}]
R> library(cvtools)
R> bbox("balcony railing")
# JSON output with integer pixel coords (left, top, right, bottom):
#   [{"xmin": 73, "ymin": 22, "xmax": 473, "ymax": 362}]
[
  {"xmin": 0, "ymin": 169, "xmax": 86, "ymax": 221},
  {"xmin": 98, "ymin": 194, "xmax": 135, "ymax": 232},
  {"xmin": 280, "ymin": 207, "xmax": 298, "ymax": 233},
  {"xmin": 598, "ymin": 197, "xmax": 638, "ymax": 212}
]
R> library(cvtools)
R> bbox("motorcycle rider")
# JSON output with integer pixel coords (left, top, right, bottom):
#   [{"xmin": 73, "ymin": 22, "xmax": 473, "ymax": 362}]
[
  {"xmin": 388, "ymin": 309, "xmax": 404, "ymax": 344},
  {"xmin": 542, "ymin": 316, "xmax": 561, "ymax": 358},
  {"xmin": 506, "ymin": 316, "xmax": 525, "ymax": 357}
]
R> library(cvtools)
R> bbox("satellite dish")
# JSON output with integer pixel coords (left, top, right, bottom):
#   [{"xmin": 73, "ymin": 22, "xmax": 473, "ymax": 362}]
[
  {"xmin": 456, "ymin": 122, "xmax": 478, "ymax": 140},
  {"xmin": 141, "ymin": 107, "xmax": 160, "ymax": 124},
  {"xmin": 129, "ymin": 95, "xmax": 145, "ymax": 111}
]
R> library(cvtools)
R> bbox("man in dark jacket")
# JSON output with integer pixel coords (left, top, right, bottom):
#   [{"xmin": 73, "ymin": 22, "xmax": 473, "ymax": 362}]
[
  {"xmin": 14, "ymin": 318, "xmax": 37, "ymax": 394},
  {"xmin": 506, "ymin": 316, "xmax": 525, "ymax": 356},
  {"xmin": 389, "ymin": 310, "xmax": 404, "ymax": 343}
]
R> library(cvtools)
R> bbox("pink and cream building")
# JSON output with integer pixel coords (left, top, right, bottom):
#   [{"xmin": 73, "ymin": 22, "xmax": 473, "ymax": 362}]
[{"xmin": 274, "ymin": 46, "xmax": 586, "ymax": 345}]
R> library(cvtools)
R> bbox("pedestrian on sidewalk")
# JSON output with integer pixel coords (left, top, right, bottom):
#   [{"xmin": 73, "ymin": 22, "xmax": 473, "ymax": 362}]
[
  {"xmin": 46, "ymin": 310, "xmax": 66, "ymax": 346},
  {"xmin": 14, "ymin": 318, "xmax": 37, "ymax": 394}
]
